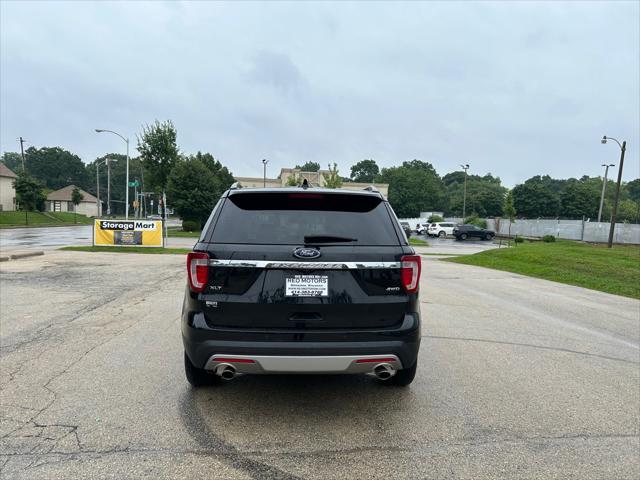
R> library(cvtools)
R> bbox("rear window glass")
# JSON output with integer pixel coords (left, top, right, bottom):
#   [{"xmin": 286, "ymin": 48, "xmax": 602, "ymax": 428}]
[{"xmin": 210, "ymin": 192, "xmax": 400, "ymax": 246}]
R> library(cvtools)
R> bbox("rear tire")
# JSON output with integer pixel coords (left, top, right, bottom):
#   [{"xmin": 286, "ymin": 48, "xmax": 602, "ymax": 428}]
[
  {"xmin": 485, "ymin": 233, "xmax": 494, "ymax": 241},
  {"xmin": 387, "ymin": 362, "xmax": 417, "ymax": 386},
  {"xmin": 438, "ymin": 231, "xmax": 445, "ymax": 237},
  {"xmin": 184, "ymin": 352, "xmax": 220, "ymax": 387}
]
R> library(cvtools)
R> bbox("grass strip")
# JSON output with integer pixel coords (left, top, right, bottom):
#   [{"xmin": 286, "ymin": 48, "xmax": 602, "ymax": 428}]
[{"xmin": 445, "ymin": 240, "xmax": 640, "ymax": 299}]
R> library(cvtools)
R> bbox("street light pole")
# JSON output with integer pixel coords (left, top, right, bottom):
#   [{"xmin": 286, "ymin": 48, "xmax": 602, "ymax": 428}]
[
  {"xmin": 597, "ymin": 163, "xmax": 615, "ymax": 223},
  {"xmin": 601, "ymin": 136, "xmax": 627, "ymax": 248},
  {"xmin": 95, "ymin": 129, "xmax": 130, "ymax": 219},
  {"xmin": 461, "ymin": 164, "xmax": 470, "ymax": 220},
  {"xmin": 262, "ymin": 159, "xmax": 268, "ymax": 187}
]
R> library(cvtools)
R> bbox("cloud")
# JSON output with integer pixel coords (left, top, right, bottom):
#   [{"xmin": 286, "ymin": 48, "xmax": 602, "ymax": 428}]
[{"xmin": 1, "ymin": 1, "xmax": 638, "ymax": 185}]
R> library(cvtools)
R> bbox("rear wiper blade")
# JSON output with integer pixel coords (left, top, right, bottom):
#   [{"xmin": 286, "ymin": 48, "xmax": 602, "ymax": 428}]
[{"xmin": 304, "ymin": 235, "xmax": 357, "ymax": 243}]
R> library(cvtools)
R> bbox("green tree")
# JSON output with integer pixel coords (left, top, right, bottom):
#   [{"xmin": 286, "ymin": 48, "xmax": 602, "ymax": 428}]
[
  {"xmin": 443, "ymin": 172, "xmax": 506, "ymax": 217},
  {"xmin": 137, "ymin": 120, "xmax": 179, "ymax": 193},
  {"xmin": 13, "ymin": 171, "xmax": 46, "ymax": 225},
  {"xmin": 323, "ymin": 163, "xmax": 343, "ymax": 188},
  {"xmin": 1, "ymin": 152, "xmax": 23, "ymax": 172},
  {"xmin": 295, "ymin": 161, "xmax": 321, "ymax": 172},
  {"xmin": 378, "ymin": 160, "xmax": 447, "ymax": 218},
  {"xmin": 503, "ymin": 190, "xmax": 516, "ymax": 241},
  {"xmin": 350, "ymin": 159, "xmax": 380, "ymax": 183},
  {"xmin": 188, "ymin": 152, "xmax": 235, "ymax": 196},
  {"xmin": 71, "ymin": 186, "xmax": 84, "ymax": 223},
  {"xmin": 167, "ymin": 158, "xmax": 218, "ymax": 227},
  {"xmin": 559, "ymin": 179, "xmax": 600, "ymax": 219},
  {"xmin": 20, "ymin": 147, "xmax": 88, "ymax": 191},
  {"xmin": 427, "ymin": 214, "xmax": 444, "ymax": 223},
  {"xmin": 626, "ymin": 179, "xmax": 640, "ymax": 203},
  {"xmin": 512, "ymin": 176, "xmax": 561, "ymax": 218},
  {"xmin": 616, "ymin": 199, "xmax": 640, "ymax": 223}
]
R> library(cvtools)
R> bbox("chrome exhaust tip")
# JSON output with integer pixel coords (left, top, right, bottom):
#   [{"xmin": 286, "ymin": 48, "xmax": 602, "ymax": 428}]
[
  {"xmin": 214, "ymin": 363, "xmax": 236, "ymax": 380},
  {"xmin": 373, "ymin": 363, "xmax": 396, "ymax": 380}
]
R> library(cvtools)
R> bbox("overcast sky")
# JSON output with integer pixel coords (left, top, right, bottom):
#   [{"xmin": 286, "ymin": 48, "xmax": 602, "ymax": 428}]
[{"xmin": 1, "ymin": 1, "xmax": 638, "ymax": 186}]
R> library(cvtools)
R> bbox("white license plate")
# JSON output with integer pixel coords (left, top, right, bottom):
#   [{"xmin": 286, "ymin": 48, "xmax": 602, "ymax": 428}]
[{"xmin": 285, "ymin": 275, "xmax": 328, "ymax": 297}]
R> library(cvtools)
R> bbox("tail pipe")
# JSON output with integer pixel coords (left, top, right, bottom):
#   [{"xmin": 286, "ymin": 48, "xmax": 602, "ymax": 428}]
[
  {"xmin": 373, "ymin": 363, "xmax": 396, "ymax": 380},
  {"xmin": 214, "ymin": 363, "xmax": 236, "ymax": 381}
]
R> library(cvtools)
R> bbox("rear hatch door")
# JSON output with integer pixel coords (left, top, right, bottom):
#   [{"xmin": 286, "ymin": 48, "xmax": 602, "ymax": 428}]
[{"xmin": 201, "ymin": 191, "xmax": 410, "ymax": 329}]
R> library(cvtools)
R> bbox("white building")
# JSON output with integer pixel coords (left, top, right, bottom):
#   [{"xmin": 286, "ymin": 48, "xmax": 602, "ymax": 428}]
[
  {"xmin": 235, "ymin": 167, "xmax": 389, "ymax": 196},
  {"xmin": 46, "ymin": 185, "xmax": 99, "ymax": 217},
  {"xmin": 0, "ymin": 162, "xmax": 17, "ymax": 211}
]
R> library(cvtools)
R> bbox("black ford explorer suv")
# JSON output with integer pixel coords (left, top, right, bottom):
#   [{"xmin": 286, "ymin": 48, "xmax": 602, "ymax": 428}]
[{"xmin": 182, "ymin": 186, "xmax": 422, "ymax": 387}]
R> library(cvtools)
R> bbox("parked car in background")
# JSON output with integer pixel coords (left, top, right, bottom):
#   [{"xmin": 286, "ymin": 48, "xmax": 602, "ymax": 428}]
[
  {"xmin": 427, "ymin": 222, "xmax": 457, "ymax": 237},
  {"xmin": 400, "ymin": 221, "xmax": 412, "ymax": 238},
  {"xmin": 416, "ymin": 223, "xmax": 429, "ymax": 235},
  {"xmin": 453, "ymin": 224, "xmax": 495, "ymax": 241}
]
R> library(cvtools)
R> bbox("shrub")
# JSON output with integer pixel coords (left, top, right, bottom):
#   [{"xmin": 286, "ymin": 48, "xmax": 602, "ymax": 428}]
[
  {"xmin": 464, "ymin": 215, "xmax": 487, "ymax": 229},
  {"xmin": 542, "ymin": 235, "xmax": 556, "ymax": 243},
  {"xmin": 514, "ymin": 236, "xmax": 524, "ymax": 244},
  {"xmin": 182, "ymin": 220, "xmax": 200, "ymax": 232},
  {"xmin": 427, "ymin": 214, "xmax": 444, "ymax": 223}
]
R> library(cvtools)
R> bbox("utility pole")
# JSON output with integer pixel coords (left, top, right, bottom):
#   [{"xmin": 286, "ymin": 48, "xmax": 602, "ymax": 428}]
[
  {"xmin": 96, "ymin": 162, "xmax": 101, "ymax": 217},
  {"xmin": 597, "ymin": 163, "xmax": 615, "ymax": 223},
  {"xmin": 262, "ymin": 159, "xmax": 268, "ymax": 187},
  {"xmin": 18, "ymin": 137, "xmax": 26, "ymax": 171},
  {"xmin": 461, "ymin": 164, "xmax": 470, "ymax": 220},
  {"xmin": 133, "ymin": 178, "xmax": 139, "ymax": 218},
  {"xmin": 601, "ymin": 136, "xmax": 627, "ymax": 248},
  {"xmin": 106, "ymin": 158, "xmax": 112, "ymax": 216}
]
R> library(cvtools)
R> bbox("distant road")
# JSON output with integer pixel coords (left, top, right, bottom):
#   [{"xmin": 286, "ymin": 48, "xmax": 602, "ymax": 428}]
[
  {"xmin": 0, "ymin": 218, "xmax": 183, "ymax": 253},
  {"xmin": 0, "ymin": 225, "xmax": 93, "ymax": 252}
]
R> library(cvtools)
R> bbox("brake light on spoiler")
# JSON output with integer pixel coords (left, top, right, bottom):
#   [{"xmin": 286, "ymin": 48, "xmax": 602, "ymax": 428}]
[
  {"xmin": 187, "ymin": 252, "xmax": 209, "ymax": 292},
  {"xmin": 400, "ymin": 255, "xmax": 421, "ymax": 293}
]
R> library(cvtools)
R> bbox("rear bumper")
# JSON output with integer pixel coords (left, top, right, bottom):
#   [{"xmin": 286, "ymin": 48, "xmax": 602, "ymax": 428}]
[
  {"xmin": 182, "ymin": 312, "xmax": 421, "ymax": 373},
  {"xmin": 204, "ymin": 354, "xmax": 402, "ymax": 374}
]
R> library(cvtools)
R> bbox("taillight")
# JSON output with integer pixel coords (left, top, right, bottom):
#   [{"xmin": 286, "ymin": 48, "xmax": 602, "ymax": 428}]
[
  {"xmin": 187, "ymin": 252, "xmax": 209, "ymax": 292},
  {"xmin": 400, "ymin": 255, "xmax": 421, "ymax": 293}
]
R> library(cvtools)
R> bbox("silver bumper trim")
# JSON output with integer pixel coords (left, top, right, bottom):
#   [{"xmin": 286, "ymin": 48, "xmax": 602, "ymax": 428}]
[
  {"xmin": 204, "ymin": 354, "xmax": 403, "ymax": 374},
  {"xmin": 208, "ymin": 259, "xmax": 401, "ymax": 270}
]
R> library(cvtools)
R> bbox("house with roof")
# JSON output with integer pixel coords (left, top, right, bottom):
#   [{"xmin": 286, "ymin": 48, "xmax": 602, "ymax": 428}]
[
  {"xmin": 0, "ymin": 161, "xmax": 17, "ymax": 211},
  {"xmin": 46, "ymin": 185, "xmax": 98, "ymax": 217}
]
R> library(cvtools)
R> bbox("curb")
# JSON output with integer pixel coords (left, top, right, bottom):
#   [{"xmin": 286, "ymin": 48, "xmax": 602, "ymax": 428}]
[{"xmin": 8, "ymin": 251, "xmax": 45, "ymax": 260}]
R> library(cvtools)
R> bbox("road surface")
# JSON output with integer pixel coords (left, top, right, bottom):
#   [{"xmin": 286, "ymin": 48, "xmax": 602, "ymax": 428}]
[{"xmin": 1, "ymin": 251, "xmax": 638, "ymax": 479}]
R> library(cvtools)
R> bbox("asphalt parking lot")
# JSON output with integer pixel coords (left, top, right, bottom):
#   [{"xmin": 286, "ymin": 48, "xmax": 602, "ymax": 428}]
[{"xmin": 1, "ymin": 250, "xmax": 638, "ymax": 479}]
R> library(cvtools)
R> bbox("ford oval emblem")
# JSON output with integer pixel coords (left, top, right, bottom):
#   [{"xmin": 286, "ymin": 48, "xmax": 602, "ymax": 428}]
[{"xmin": 293, "ymin": 247, "xmax": 321, "ymax": 259}]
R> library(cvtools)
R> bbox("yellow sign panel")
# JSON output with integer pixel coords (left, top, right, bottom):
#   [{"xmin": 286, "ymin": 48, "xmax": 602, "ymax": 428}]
[{"xmin": 93, "ymin": 219, "xmax": 163, "ymax": 247}]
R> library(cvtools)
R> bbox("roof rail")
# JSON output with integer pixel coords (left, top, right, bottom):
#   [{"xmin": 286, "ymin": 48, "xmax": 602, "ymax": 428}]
[
  {"xmin": 363, "ymin": 185, "xmax": 379, "ymax": 192},
  {"xmin": 229, "ymin": 182, "xmax": 242, "ymax": 190}
]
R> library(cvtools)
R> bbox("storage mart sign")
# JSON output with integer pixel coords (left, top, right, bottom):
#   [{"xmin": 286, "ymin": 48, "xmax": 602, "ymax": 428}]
[{"xmin": 93, "ymin": 220, "xmax": 163, "ymax": 247}]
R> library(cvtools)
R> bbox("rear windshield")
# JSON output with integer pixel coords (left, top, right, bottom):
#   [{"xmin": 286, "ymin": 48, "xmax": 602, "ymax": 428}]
[{"xmin": 209, "ymin": 192, "xmax": 401, "ymax": 246}]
